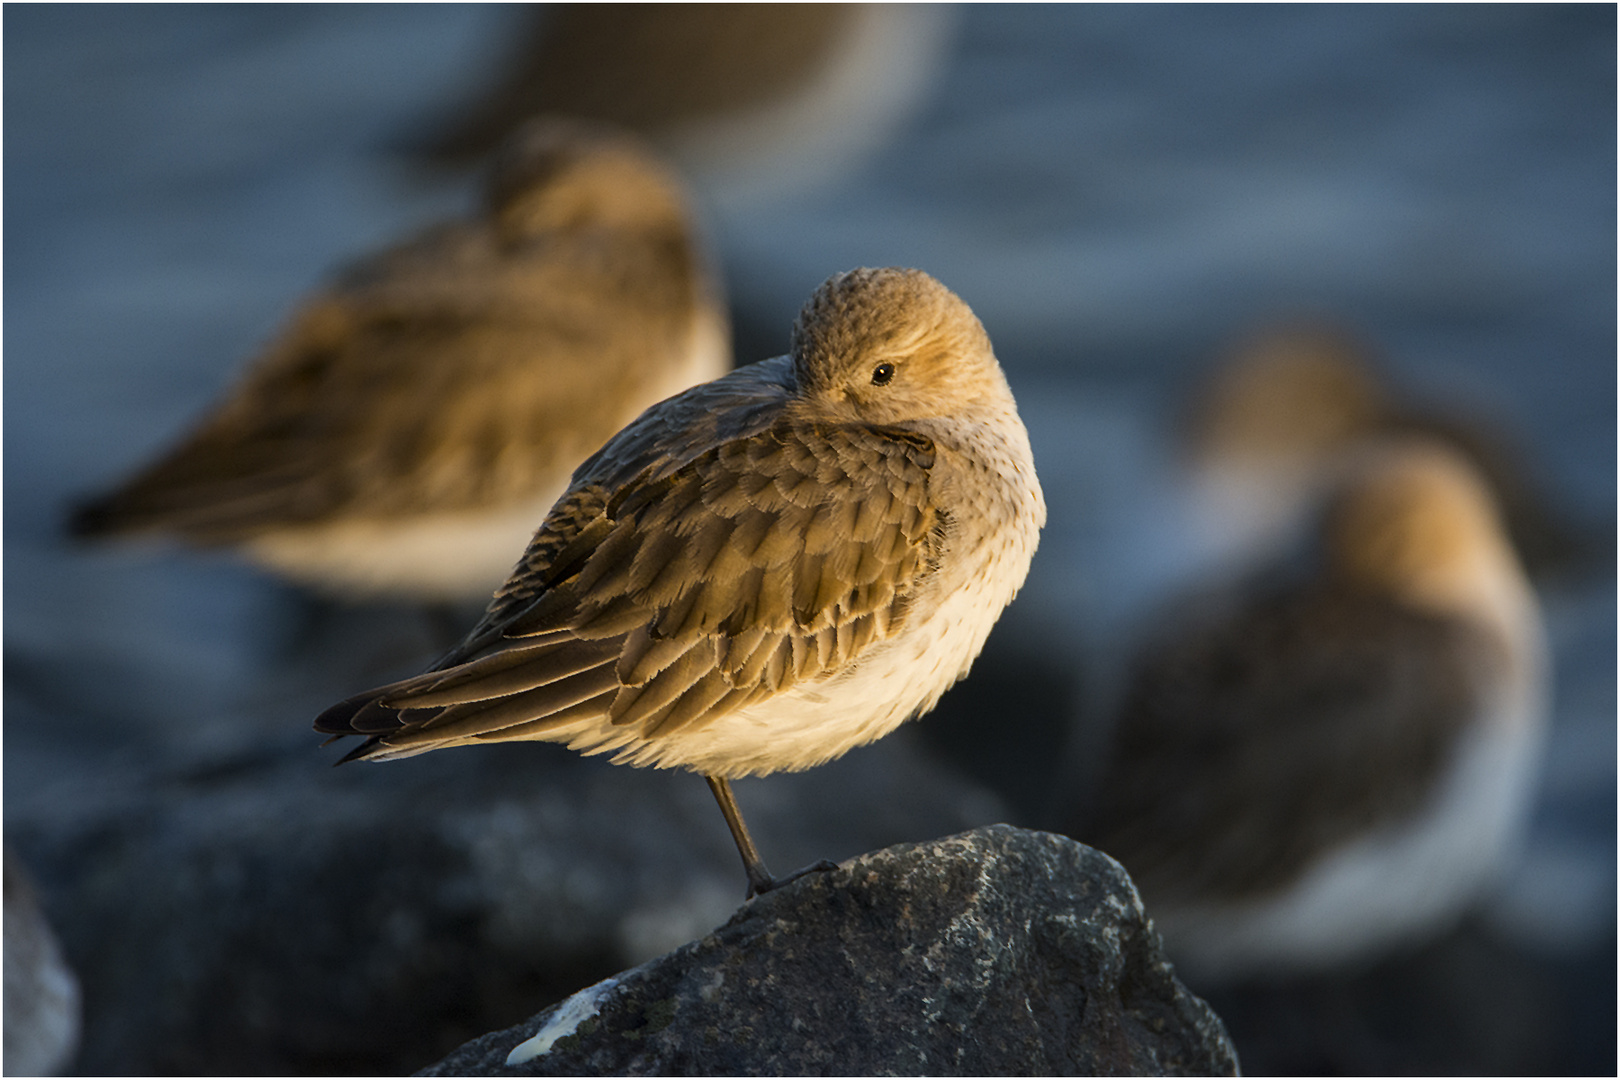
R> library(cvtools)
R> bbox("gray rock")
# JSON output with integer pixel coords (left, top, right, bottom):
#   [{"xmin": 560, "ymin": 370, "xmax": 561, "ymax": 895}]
[
  {"xmin": 6, "ymin": 727, "xmax": 1005, "ymax": 1076},
  {"xmin": 423, "ymin": 825, "xmax": 1238, "ymax": 1077},
  {"xmin": 4, "ymin": 850, "xmax": 82, "ymax": 1076}
]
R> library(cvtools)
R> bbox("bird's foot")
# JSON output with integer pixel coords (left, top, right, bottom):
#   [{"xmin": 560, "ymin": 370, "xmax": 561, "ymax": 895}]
[{"xmin": 745, "ymin": 858, "xmax": 839, "ymax": 900}]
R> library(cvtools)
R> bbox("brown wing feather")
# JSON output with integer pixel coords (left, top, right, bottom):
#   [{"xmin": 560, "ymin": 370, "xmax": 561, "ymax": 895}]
[
  {"xmin": 314, "ymin": 415, "xmax": 941, "ymax": 759},
  {"xmin": 71, "ymin": 222, "xmax": 701, "ymax": 540},
  {"xmin": 1085, "ymin": 583, "xmax": 1500, "ymax": 905}
]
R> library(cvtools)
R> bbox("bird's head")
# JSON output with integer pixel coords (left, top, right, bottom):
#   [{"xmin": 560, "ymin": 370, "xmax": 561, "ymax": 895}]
[
  {"xmin": 1187, "ymin": 322, "xmax": 1389, "ymax": 468},
  {"xmin": 485, "ymin": 118, "xmax": 692, "ymax": 240},
  {"xmin": 788, "ymin": 267, "xmax": 1007, "ymax": 425},
  {"xmin": 1323, "ymin": 439, "xmax": 1522, "ymax": 618}
]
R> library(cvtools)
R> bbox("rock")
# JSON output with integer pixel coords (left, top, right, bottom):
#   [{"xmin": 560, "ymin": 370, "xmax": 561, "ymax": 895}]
[
  {"xmin": 5, "ymin": 727, "xmax": 1005, "ymax": 1076},
  {"xmin": 4, "ymin": 850, "xmax": 82, "ymax": 1076},
  {"xmin": 423, "ymin": 825, "xmax": 1238, "ymax": 1076}
]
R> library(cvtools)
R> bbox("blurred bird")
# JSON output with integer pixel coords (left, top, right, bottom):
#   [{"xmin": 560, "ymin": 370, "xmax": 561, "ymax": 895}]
[
  {"xmin": 1182, "ymin": 321, "xmax": 1592, "ymax": 581},
  {"xmin": 316, "ymin": 267, "xmax": 1045, "ymax": 898},
  {"xmin": 1081, "ymin": 439, "xmax": 1548, "ymax": 982},
  {"xmin": 70, "ymin": 119, "xmax": 730, "ymax": 602},
  {"xmin": 419, "ymin": 4, "xmax": 955, "ymax": 205}
]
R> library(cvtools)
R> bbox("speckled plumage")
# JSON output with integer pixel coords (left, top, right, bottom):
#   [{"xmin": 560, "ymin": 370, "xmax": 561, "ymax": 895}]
[
  {"xmin": 70, "ymin": 119, "xmax": 728, "ymax": 600},
  {"xmin": 1086, "ymin": 440, "xmax": 1547, "ymax": 980},
  {"xmin": 316, "ymin": 268, "xmax": 1044, "ymax": 893}
]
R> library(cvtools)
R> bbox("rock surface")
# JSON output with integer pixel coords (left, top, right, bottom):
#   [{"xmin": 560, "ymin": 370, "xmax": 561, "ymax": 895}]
[
  {"xmin": 6, "ymin": 720, "xmax": 1006, "ymax": 1077},
  {"xmin": 423, "ymin": 825, "xmax": 1238, "ymax": 1077}
]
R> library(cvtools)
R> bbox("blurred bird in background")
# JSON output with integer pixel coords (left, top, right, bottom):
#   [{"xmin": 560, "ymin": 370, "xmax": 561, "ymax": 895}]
[
  {"xmin": 316, "ymin": 267, "xmax": 1045, "ymax": 898},
  {"xmin": 1077, "ymin": 439, "xmax": 1548, "ymax": 983},
  {"xmin": 415, "ymin": 4, "xmax": 956, "ymax": 207},
  {"xmin": 1181, "ymin": 321, "xmax": 1595, "ymax": 584},
  {"xmin": 70, "ymin": 119, "xmax": 730, "ymax": 605}
]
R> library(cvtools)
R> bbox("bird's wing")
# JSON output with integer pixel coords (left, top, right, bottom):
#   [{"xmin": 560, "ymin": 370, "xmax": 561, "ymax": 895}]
[
  {"xmin": 315, "ymin": 413, "xmax": 944, "ymax": 754},
  {"xmin": 70, "ymin": 227, "xmax": 701, "ymax": 539},
  {"xmin": 1088, "ymin": 584, "xmax": 1498, "ymax": 904}
]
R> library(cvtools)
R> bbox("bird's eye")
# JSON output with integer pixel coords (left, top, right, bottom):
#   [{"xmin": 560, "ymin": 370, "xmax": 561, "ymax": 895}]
[{"xmin": 871, "ymin": 362, "xmax": 896, "ymax": 386}]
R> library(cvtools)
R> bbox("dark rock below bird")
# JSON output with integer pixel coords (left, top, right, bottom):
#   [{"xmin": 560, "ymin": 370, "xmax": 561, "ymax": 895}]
[
  {"xmin": 5, "ymin": 729, "xmax": 1010, "ymax": 1076},
  {"xmin": 421, "ymin": 825, "xmax": 1238, "ymax": 1077}
]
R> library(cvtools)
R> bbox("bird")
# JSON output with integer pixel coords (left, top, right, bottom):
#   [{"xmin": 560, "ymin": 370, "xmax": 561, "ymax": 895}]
[
  {"xmin": 69, "ymin": 118, "xmax": 730, "ymax": 603},
  {"xmin": 315, "ymin": 267, "xmax": 1046, "ymax": 898},
  {"xmin": 1079, "ymin": 438, "xmax": 1547, "ymax": 982},
  {"xmin": 1179, "ymin": 322, "xmax": 1389, "ymax": 572},
  {"xmin": 1181, "ymin": 320, "xmax": 1592, "ymax": 581},
  {"xmin": 417, "ymin": 4, "xmax": 955, "ymax": 206}
]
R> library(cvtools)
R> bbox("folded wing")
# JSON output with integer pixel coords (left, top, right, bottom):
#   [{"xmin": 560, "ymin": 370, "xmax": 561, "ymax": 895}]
[
  {"xmin": 1090, "ymin": 584, "xmax": 1497, "ymax": 904},
  {"xmin": 70, "ymin": 227, "xmax": 695, "ymax": 539},
  {"xmin": 315, "ymin": 415, "xmax": 943, "ymax": 759}
]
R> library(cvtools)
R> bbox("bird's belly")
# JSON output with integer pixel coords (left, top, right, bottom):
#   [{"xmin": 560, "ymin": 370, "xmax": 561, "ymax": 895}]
[
  {"xmin": 559, "ymin": 551, "xmax": 1031, "ymax": 778},
  {"xmin": 242, "ymin": 492, "xmax": 563, "ymax": 602},
  {"xmin": 1155, "ymin": 715, "xmax": 1545, "ymax": 981},
  {"xmin": 237, "ymin": 318, "xmax": 729, "ymax": 603}
]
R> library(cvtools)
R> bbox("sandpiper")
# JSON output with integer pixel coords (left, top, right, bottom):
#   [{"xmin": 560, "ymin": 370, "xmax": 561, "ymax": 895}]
[
  {"xmin": 70, "ymin": 119, "xmax": 729, "ymax": 602},
  {"xmin": 1082, "ymin": 439, "xmax": 1548, "ymax": 981},
  {"xmin": 316, "ymin": 267, "xmax": 1046, "ymax": 898},
  {"xmin": 1181, "ymin": 323, "xmax": 1389, "ymax": 571},
  {"xmin": 420, "ymin": 4, "xmax": 954, "ymax": 205},
  {"xmin": 1183, "ymin": 321, "xmax": 1587, "ymax": 579}
]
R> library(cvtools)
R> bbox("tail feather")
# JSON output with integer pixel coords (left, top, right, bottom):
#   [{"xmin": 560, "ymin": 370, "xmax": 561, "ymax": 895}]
[{"xmin": 314, "ymin": 644, "xmax": 626, "ymax": 762}]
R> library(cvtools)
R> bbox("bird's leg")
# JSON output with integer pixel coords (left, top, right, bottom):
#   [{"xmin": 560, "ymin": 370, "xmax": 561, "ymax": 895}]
[
  {"xmin": 706, "ymin": 775, "xmax": 775, "ymax": 898},
  {"xmin": 705, "ymin": 775, "xmax": 837, "ymax": 899}
]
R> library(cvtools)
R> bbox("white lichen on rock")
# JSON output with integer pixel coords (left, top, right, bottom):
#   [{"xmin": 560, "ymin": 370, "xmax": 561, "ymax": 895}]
[{"xmin": 505, "ymin": 975, "xmax": 620, "ymax": 1066}]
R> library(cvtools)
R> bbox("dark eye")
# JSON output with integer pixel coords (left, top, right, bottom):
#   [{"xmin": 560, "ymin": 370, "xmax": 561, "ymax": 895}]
[{"xmin": 871, "ymin": 362, "xmax": 895, "ymax": 386}]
